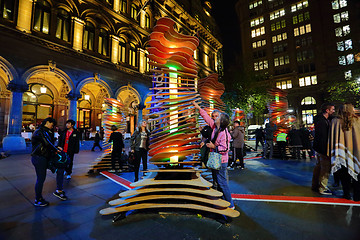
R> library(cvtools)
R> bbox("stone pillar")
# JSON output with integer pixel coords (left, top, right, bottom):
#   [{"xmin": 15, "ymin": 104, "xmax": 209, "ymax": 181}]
[
  {"xmin": 110, "ymin": 35, "xmax": 120, "ymax": 64},
  {"xmin": 2, "ymin": 81, "xmax": 29, "ymax": 152},
  {"xmin": 66, "ymin": 92, "xmax": 81, "ymax": 126},
  {"xmin": 17, "ymin": 0, "xmax": 33, "ymax": 33},
  {"xmin": 72, "ymin": 17, "xmax": 85, "ymax": 52},
  {"xmin": 138, "ymin": 48, "xmax": 146, "ymax": 73},
  {"xmin": 113, "ymin": 0, "xmax": 120, "ymax": 12}
]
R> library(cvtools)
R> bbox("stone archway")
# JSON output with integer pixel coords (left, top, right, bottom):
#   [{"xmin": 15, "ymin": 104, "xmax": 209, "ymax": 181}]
[
  {"xmin": 115, "ymin": 84, "xmax": 141, "ymax": 134},
  {"xmin": 76, "ymin": 77, "xmax": 112, "ymax": 138}
]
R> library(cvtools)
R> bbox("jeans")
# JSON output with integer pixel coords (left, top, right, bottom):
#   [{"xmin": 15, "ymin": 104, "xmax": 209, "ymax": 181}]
[
  {"xmin": 134, "ymin": 148, "xmax": 148, "ymax": 181},
  {"xmin": 264, "ymin": 140, "xmax": 273, "ymax": 159},
  {"xmin": 277, "ymin": 141, "xmax": 287, "ymax": 160},
  {"xmin": 312, "ymin": 152, "xmax": 331, "ymax": 191},
  {"xmin": 65, "ymin": 153, "xmax": 74, "ymax": 175},
  {"xmin": 211, "ymin": 163, "xmax": 234, "ymax": 208},
  {"xmin": 32, "ymin": 155, "xmax": 64, "ymax": 200}
]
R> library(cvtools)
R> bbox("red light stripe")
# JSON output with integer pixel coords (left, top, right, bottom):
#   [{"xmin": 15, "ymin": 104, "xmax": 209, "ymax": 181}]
[{"xmin": 100, "ymin": 171, "xmax": 134, "ymax": 190}]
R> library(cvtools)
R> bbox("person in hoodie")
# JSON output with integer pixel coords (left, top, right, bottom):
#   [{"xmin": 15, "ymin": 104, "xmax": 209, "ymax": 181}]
[
  {"xmin": 311, "ymin": 103, "xmax": 335, "ymax": 195},
  {"xmin": 193, "ymin": 101, "xmax": 235, "ymax": 209},
  {"xmin": 230, "ymin": 120, "xmax": 245, "ymax": 169}
]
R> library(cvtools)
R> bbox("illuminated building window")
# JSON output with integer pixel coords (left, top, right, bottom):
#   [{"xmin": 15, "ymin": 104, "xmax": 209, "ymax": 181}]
[
  {"xmin": 250, "ymin": 16, "xmax": 264, "ymax": 27},
  {"xmin": 56, "ymin": 9, "xmax": 70, "ymax": 42},
  {"xmin": 272, "ymin": 32, "xmax": 287, "ymax": 43},
  {"xmin": 120, "ymin": 0, "xmax": 127, "ymax": 12},
  {"xmin": 118, "ymin": 38, "xmax": 126, "ymax": 63},
  {"xmin": 145, "ymin": 13, "xmax": 150, "ymax": 28},
  {"xmin": 131, "ymin": 4, "xmax": 139, "ymax": 21},
  {"xmin": 301, "ymin": 97, "xmax": 316, "ymax": 106},
  {"xmin": 293, "ymin": 12, "xmax": 309, "ymax": 25},
  {"xmin": 252, "ymin": 39, "xmax": 266, "ymax": 48},
  {"xmin": 129, "ymin": 43, "xmax": 137, "ymax": 67},
  {"xmin": 346, "ymin": 54, "xmax": 354, "ymax": 65},
  {"xmin": 332, "ymin": 0, "xmax": 348, "ymax": 9},
  {"xmin": 0, "ymin": 0, "xmax": 15, "ymax": 20},
  {"xmin": 343, "ymin": 25, "xmax": 350, "ymax": 36},
  {"xmin": 270, "ymin": 8, "xmax": 285, "ymax": 21},
  {"xmin": 341, "ymin": 11, "xmax": 349, "ymax": 21},
  {"xmin": 254, "ymin": 60, "xmax": 268, "ymax": 71},
  {"xmin": 276, "ymin": 80, "xmax": 292, "ymax": 89},
  {"xmin": 302, "ymin": 109, "xmax": 317, "ymax": 125},
  {"xmin": 251, "ymin": 26, "xmax": 265, "ymax": 38},
  {"xmin": 145, "ymin": 51, "xmax": 154, "ymax": 72},
  {"xmin": 274, "ymin": 56, "xmax": 289, "ymax": 67},
  {"xmin": 271, "ymin": 20, "xmax": 286, "ymax": 31},
  {"xmin": 291, "ymin": 0, "xmax": 308, "ymax": 12},
  {"xmin": 195, "ymin": 14, "xmax": 201, "ymax": 23},
  {"xmin": 83, "ymin": 22, "xmax": 95, "ymax": 51},
  {"xmin": 98, "ymin": 29, "xmax": 109, "ymax": 56},
  {"xmin": 33, "ymin": 0, "xmax": 51, "ymax": 34},
  {"xmin": 294, "ymin": 24, "xmax": 311, "ymax": 37},
  {"xmin": 337, "ymin": 41, "xmax": 344, "ymax": 51},
  {"xmin": 249, "ymin": 0, "xmax": 262, "ymax": 9},
  {"xmin": 299, "ymin": 75, "xmax": 317, "ymax": 87},
  {"xmin": 337, "ymin": 40, "xmax": 352, "ymax": 52},
  {"xmin": 344, "ymin": 70, "xmax": 352, "ymax": 80}
]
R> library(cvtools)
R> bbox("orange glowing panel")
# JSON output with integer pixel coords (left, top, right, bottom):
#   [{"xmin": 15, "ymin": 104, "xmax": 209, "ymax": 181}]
[{"xmin": 267, "ymin": 88, "xmax": 289, "ymax": 135}]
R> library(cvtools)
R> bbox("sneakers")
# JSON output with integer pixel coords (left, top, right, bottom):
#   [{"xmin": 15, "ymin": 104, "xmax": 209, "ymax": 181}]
[
  {"xmin": 319, "ymin": 189, "xmax": 332, "ymax": 195},
  {"xmin": 34, "ymin": 198, "xmax": 49, "ymax": 207},
  {"xmin": 230, "ymin": 206, "xmax": 235, "ymax": 210},
  {"xmin": 53, "ymin": 191, "xmax": 68, "ymax": 200},
  {"xmin": 66, "ymin": 175, "xmax": 71, "ymax": 179}
]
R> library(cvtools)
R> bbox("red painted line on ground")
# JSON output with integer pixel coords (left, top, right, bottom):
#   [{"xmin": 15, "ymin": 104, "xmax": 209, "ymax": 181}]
[
  {"xmin": 231, "ymin": 193, "xmax": 360, "ymax": 206},
  {"xmin": 101, "ymin": 172, "xmax": 360, "ymax": 206},
  {"xmin": 100, "ymin": 171, "xmax": 135, "ymax": 189},
  {"xmin": 244, "ymin": 156, "xmax": 262, "ymax": 160}
]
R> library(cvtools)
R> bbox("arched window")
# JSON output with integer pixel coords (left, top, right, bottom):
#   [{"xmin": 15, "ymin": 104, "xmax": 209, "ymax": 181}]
[
  {"xmin": 77, "ymin": 92, "xmax": 92, "ymax": 129},
  {"xmin": 56, "ymin": 9, "xmax": 71, "ymax": 42},
  {"xmin": 83, "ymin": 22, "xmax": 95, "ymax": 51},
  {"xmin": 301, "ymin": 96, "xmax": 316, "ymax": 105},
  {"xmin": 1, "ymin": 0, "xmax": 15, "ymax": 20},
  {"xmin": 22, "ymin": 84, "xmax": 54, "ymax": 128},
  {"xmin": 98, "ymin": 28, "xmax": 109, "ymax": 56},
  {"xmin": 129, "ymin": 43, "xmax": 137, "ymax": 67},
  {"xmin": 118, "ymin": 38, "xmax": 126, "ymax": 63},
  {"xmin": 33, "ymin": 0, "xmax": 51, "ymax": 34},
  {"xmin": 131, "ymin": 4, "xmax": 139, "ymax": 21},
  {"xmin": 145, "ymin": 13, "xmax": 150, "ymax": 28},
  {"xmin": 120, "ymin": 0, "xmax": 127, "ymax": 13}
]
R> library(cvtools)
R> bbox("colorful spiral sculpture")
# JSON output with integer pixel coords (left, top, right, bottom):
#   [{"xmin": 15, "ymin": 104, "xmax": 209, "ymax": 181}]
[
  {"xmin": 232, "ymin": 108, "xmax": 245, "ymax": 126},
  {"xmin": 100, "ymin": 17, "xmax": 239, "ymax": 220},
  {"xmin": 267, "ymin": 88, "xmax": 289, "ymax": 135}
]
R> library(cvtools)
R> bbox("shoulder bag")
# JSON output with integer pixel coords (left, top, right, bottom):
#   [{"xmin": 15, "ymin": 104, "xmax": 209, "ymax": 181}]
[{"xmin": 206, "ymin": 129, "xmax": 228, "ymax": 170}]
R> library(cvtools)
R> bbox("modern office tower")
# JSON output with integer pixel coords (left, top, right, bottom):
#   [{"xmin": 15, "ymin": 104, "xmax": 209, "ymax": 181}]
[{"xmin": 236, "ymin": 0, "xmax": 360, "ymax": 125}]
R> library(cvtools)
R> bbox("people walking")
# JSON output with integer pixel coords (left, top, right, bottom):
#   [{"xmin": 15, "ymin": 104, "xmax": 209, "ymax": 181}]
[
  {"xmin": 91, "ymin": 131, "xmax": 103, "ymax": 151},
  {"xmin": 31, "ymin": 117, "xmax": 67, "ymax": 207},
  {"xmin": 108, "ymin": 125, "xmax": 125, "ymax": 172},
  {"xmin": 276, "ymin": 131, "xmax": 288, "ymax": 160},
  {"xmin": 263, "ymin": 122, "xmax": 277, "ymax": 159},
  {"xmin": 255, "ymin": 127, "xmax": 264, "ymax": 152},
  {"xmin": 230, "ymin": 120, "xmax": 245, "ymax": 169},
  {"xmin": 131, "ymin": 120, "xmax": 150, "ymax": 182},
  {"xmin": 329, "ymin": 103, "xmax": 360, "ymax": 200},
  {"xmin": 57, "ymin": 120, "xmax": 80, "ymax": 179},
  {"xmin": 193, "ymin": 101, "xmax": 235, "ymax": 209},
  {"xmin": 288, "ymin": 126, "xmax": 302, "ymax": 160},
  {"xmin": 311, "ymin": 103, "xmax": 335, "ymax": 195}
]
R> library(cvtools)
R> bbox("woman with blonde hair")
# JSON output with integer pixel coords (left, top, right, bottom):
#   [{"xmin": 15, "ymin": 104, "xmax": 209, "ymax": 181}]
[{"xmin": 329, "ymin": 103, "xmax": 360, "ymax": 200}]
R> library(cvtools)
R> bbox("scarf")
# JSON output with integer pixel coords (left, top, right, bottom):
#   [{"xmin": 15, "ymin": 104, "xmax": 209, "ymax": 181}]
[{"xmin": 328, "ymin": 118, "xmax": 360, "ymax": 180}]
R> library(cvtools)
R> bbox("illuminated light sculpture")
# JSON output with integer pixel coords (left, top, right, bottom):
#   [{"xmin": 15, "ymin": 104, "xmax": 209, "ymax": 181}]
[
  {"xmin": 89, "ymin": 98, "xmax": 126, "ymax": 172},
  {"xmin": 267, "ymin": 88, "xmax": 289, "ymax": 136},
  {"xmin": 197, "ymin": 73, "xmax": 226, "ymax": 125},
  {"xmin": 100, "ymin": 17, "xmax": 239, "ymax": 220},
  {"xmin": 232, "ymin": 108, "xmax": 245, "ymax": 126}
]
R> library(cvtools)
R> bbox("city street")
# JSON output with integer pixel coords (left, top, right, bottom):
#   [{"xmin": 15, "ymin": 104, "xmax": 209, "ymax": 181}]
[{"xmin": 1, "ymin": 141, "xmax": 359, "ymax": 240}]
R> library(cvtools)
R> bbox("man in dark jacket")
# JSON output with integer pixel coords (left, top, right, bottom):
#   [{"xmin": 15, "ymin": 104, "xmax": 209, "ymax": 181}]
[
  {"xmin": 58, "ymin": 119, "xmax": 80, "ymax": 179},
  {"xmin": 255, "ymin": 127, "xmax": 264, "ymax": 151},
  {"xmin": 263, "ymin": 122, "xmax": 277, "ymax": 159},
  {"xmin": 311, "ymin": 103, "xmax": 335, "ymax": 195},
  {"xmin": 31, "ymin": 117, "xmax": 67, "ymax": 207},
  {"xmin": 91, "ymin": 131, "xmax": 103, "ymax": 151},
  {"xmin": 109, "ymin": 125, "xmax": 125, "ymax": 172},
  {"xmin": 230, "ymin": 121, "xmax": 245, "ymax": 169}
]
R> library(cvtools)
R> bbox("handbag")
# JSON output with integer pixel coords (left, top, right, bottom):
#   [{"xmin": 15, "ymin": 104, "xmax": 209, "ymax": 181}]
[
  {"xmin": 48, "ymin": 151, "xmax": 70, "ymax": 173},
  {"xmin": 206, "ymin": 129, "xmax": 229, "ymax": 170}
]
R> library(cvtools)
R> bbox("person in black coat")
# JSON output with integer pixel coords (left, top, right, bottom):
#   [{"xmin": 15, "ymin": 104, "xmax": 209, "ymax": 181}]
[
  {"xmin": 57, "ymin": 119, "xmax": 80, "ymax": 179},
  {"xmin": 299, "ymin": 125, "xmax": 312, "ymax": 159},
  {"xmin": 31, "ymin": 117, "xmax": 67, "ymax": 206},
  {"xmin": 288, "ymin": 126, "xmax": 302, "ymax": 160},
  {"xmin": 91, "ymin": 131, "xmax": 103, "ymax": 151},
  {"xmin": 109, "ymin": 125, "xmax": 125, "ymax": 172},
  {"xmin": 255, "ymin": 127, "xmax": 265, "ymax": 151}
]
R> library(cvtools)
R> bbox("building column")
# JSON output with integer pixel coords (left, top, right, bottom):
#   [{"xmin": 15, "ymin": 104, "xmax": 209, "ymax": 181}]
[
  {"xmin": 2, "ymin": 81, "xmax": 28, "ymax": 152},
  {"xmin": 17, "ymin": 0, "xmax": 33, "ymax": 33},
  {"xmin": 72, "ymin": 17, "xmax": 85, "ymax": 52},
  {"xmin": 138, "ymin": 48, "xmax": 146, "ymax": 73},
  {"xmin": 66, "ymin": 92, "xmax": 81, "ymax": 126},
  {"xmin": 113, "ymin": 0, "xmax": 120, "ymax": 12},
  {"xmin": 110, "ymin": 35, "xmax": 120, "ymax": 64}
]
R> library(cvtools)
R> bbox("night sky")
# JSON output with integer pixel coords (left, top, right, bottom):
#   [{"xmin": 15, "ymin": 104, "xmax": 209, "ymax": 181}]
[{"xmin": 210, "ymin": 0, "xmax": 242, "ymax": 70}]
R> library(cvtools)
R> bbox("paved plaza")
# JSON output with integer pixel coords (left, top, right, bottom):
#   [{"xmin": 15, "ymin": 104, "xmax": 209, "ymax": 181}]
[{"xmin": 1, "ymin": 141, "xmax": 360, "ymax": 240}]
